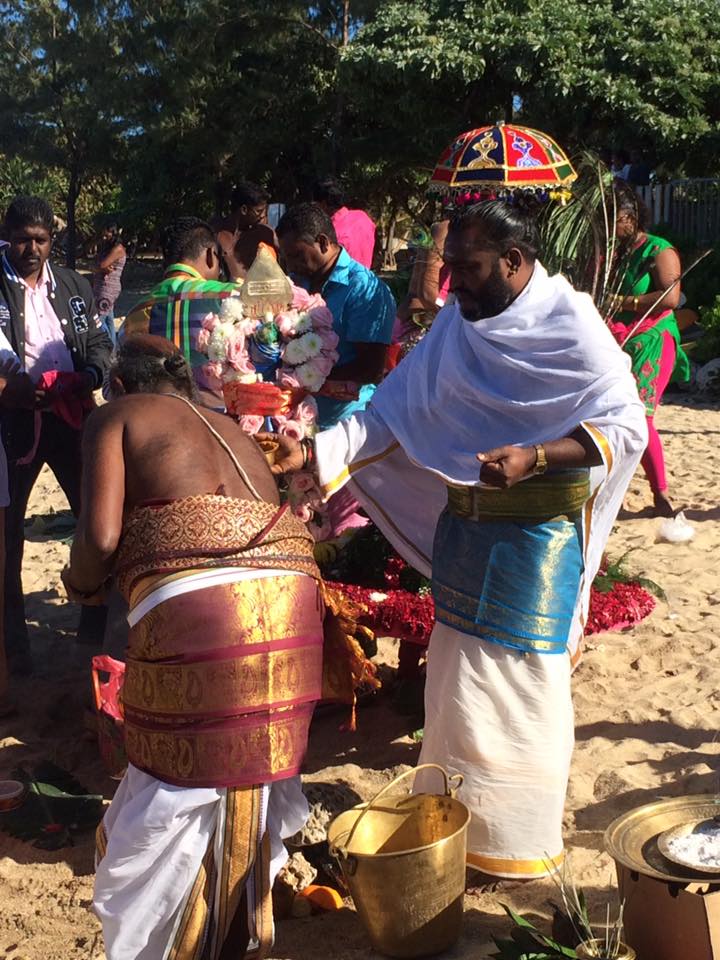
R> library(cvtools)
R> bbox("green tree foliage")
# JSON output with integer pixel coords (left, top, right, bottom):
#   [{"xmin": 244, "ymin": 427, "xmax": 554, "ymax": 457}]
[
  {"xmin": 1, "ymin": 0, "xmax": 720, "ymax": 255},
  {"xmin": 343, "ymin": 0, "xmax": 720, "ymax": 177},
  {"xmin": 0, "ymin": 0, "xmax": 137, "ymax": 263}
]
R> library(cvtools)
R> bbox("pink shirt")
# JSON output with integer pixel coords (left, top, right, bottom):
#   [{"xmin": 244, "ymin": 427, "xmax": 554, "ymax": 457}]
[
  {"xmin": 22, "ymin": 264, "xmax": 74, "ymax": 381},
  {"xmin": 332, "ymin": 207, "xmax": 376, "ymax": 269}
]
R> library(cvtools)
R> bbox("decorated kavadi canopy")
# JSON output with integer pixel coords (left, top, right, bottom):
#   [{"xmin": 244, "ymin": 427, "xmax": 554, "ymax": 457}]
[{"xmin": 428, "ymin": 122, "xmax": 577, "ymax": 205}]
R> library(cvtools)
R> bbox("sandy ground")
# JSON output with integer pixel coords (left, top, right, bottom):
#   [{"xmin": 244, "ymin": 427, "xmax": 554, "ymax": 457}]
[{"xmin": 0, "ymin": 395, "xmax": 718, "ymax": 960}]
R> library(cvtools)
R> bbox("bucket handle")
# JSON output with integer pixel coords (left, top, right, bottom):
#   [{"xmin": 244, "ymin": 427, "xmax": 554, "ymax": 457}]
[{"xmin": 332, "ymin": 763, "xmax": 463, "ymax": 861}]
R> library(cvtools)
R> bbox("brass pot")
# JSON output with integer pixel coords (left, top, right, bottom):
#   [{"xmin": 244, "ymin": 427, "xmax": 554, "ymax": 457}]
[
  {"xmin": 576, "ymin": 940, "xmax": 636, "ymax": 960},
  {"xmin": 328, "ymin": 764, "xmax": 469, "ymax": 959}
]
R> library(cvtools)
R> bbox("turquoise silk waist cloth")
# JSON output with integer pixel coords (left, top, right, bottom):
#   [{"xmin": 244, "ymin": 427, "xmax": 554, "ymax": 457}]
[{"xmin": 431, "ymin": 470, "xmax": 589, "ymax": 655}]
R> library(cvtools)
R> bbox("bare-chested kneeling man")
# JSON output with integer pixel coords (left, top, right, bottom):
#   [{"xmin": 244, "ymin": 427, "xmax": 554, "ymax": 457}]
[{"xmin": 65, "ymin": 334, "xmax": 324, "ymax": 960}]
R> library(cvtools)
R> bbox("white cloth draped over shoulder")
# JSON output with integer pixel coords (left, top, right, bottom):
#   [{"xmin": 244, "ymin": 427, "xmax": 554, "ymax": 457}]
[{"xmin": 316, "ymin": 262, "xmax": 648, "ymax": 660}]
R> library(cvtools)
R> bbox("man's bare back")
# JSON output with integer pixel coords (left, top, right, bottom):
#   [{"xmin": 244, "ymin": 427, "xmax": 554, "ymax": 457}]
[{"xmin": 88, "ymin": 393, "xmax": 280, "ymax": 510}]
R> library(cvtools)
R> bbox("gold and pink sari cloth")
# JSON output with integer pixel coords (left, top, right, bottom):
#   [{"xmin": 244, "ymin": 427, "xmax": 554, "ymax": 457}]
[{"xmin": 95, "ymin": 495, "xmax": 323, "ymax": 960}]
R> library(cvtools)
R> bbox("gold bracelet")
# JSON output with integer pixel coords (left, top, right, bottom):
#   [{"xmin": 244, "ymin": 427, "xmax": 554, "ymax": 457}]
[
  {"xmin": 532, "ymin": 443, "xmax": 548, "ymax": 475},
  {"xmin": 633, "ymin": 296, "xmax": 639, "ymax": 312}
]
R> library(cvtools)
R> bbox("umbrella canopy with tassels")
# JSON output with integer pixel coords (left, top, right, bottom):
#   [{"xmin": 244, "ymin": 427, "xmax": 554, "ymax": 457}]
[{"xmin": 427, "ymin": 122, "xmax": 577, "ymax": 206}]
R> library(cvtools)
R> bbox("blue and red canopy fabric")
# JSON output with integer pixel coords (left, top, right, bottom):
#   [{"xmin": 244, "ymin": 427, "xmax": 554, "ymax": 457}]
[{"xmin": 428, "ymin": 122, "xmax": 577, "ymax": 203}]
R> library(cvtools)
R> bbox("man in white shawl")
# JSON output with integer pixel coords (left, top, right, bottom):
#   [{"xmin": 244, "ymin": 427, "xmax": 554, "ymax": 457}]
[{"xmin": 267, "ymin": 200, "xmax": 647, "ymax": 883}]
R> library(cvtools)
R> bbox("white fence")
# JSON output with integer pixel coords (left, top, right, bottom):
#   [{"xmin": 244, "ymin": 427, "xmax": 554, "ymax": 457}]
[{"xmin": 637, "ymin": 179, "xmax": 720, "ymax": 245}]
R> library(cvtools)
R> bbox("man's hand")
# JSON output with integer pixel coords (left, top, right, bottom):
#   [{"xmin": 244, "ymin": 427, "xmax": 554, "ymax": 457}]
[
  {"xmin": 61, "ymin": 566, "xmax": 108, "ymax": 606},
  {"xmin": 39, "ymin": 371, "xmax": 96, "ymax": 408},
  {"xmin": 476, "ymin": 445, "xmax": 536, "ymax": 488},
  {"xmin": 72, "ymin": 370, "xmax": 97, "ymax": 396},
  {"xmin": 256, "ymin": 431, "xmax": 304, "ymax": 476}
]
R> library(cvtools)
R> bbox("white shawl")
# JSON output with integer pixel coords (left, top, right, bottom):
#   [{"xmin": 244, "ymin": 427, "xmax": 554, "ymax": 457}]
[{"xmin": 316, "ymin": 263, "xmax": 648, "ymax": 658}]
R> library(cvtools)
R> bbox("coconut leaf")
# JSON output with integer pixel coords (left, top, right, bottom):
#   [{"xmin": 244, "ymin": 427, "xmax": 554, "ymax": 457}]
[
  {"xmin": 539, "ymin": 152, "xmax": 632, "ymax": 315},
  {"xmin": 490, "ymin": 906, "xmax": 579, "ymax": 959},
  {"xmin": 594, "ymin": 550, "xmax": 666, "ymax": 600}
]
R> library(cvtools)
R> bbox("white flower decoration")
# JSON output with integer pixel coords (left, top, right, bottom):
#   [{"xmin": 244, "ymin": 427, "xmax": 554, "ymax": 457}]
[
  {"xmin": 297, "ymin": 332, "xmax": 322, "ymax": 358},
  {"xmin": 295, "ymin": 312, "xmax": 312, "ymax": 334},
  {"xmin": 220, "ymin": 297, "xmax": 244, "ymax": 321},
  {"xmin": 284, "ymin": 338, "xmax": 310, "ymax": 365},
  {"xmin": 296, "ymin": 361, "xmax": 324, "ymax": 391}
]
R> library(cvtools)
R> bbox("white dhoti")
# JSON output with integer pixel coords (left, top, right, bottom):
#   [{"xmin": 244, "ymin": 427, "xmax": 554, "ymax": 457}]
[
  {"xmin": 94, "ymin": 768, "xmax": 309, "ymax": 960},
  {"xmin": 415, "ymin": 623, "xmax": 573, "ymax": 878}
]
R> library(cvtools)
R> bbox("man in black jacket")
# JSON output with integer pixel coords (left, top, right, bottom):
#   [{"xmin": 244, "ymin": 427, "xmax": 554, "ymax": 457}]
[{"xmin": 0, "ymin": 196, "xmax": 113, "ymax": 672}]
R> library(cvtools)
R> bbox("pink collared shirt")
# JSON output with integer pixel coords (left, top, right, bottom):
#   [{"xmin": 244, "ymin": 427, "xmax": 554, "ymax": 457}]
[
  {"xmin": 22, "ymin": 265, "xmax": 74, "ymax": 381},
  {"xmin": 331, "ymin": 206, "xmax": 376, "ymax": 269}
]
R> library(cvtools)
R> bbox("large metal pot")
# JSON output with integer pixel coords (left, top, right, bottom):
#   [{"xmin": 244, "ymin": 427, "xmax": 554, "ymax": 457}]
[{"xmin": 328, "ymin": 764, "xmax": 469, "ymax": 958}]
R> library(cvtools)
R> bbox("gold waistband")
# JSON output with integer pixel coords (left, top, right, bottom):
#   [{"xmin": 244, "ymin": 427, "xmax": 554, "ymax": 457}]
[{"xmin": 446, "ymin": 470, "xmax": 591, "ymax": 522}]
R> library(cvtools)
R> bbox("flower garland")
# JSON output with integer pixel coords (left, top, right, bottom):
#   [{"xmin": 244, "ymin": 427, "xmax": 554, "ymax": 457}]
[
  {"xmin": 195, "ymin": 279, "xmax": 338, "ymax": 538},
  {"xmin": 325, "ymin": 549, "xmax": 657, "ymax": 648},
  {"xmin": 196, "ymin": 284, "xmax": 339, "ymax": 440}
]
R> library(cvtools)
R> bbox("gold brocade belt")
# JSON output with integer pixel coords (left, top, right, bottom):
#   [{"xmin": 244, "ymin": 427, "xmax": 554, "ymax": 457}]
[{"xmin": 446, "ymin": 470, "xmax": 591, "ymax": 523}]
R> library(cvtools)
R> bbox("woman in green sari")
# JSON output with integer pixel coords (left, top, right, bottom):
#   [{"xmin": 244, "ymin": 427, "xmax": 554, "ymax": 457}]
[{"xmin": 609, "ymin": 187, "xmax": 690, "ymax": 517}]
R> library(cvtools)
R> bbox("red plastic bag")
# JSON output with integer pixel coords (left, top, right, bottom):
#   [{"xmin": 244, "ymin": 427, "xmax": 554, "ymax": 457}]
[{"xmin": 91, "ymin": 655, "xmax": 126, "ymax": 779}]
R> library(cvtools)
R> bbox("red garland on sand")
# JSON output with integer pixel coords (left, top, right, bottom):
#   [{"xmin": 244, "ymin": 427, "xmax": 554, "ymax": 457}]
[
  {"xmin": 585, "ymin": 582, "xmax": 656, "ymax": 635},
  {"xmin": 331, "ymin": 556, "xmax": 656, "ymax": 648}
]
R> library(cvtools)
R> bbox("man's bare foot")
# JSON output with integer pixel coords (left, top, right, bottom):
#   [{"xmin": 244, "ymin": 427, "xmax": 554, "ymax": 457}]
[
  {"xmin": 465, "ymin": 867, "xmax": 532, "ymax": 895},
  {"xmin": 652, "ymin": 492, "xmax": 676, "ymax": 518}
]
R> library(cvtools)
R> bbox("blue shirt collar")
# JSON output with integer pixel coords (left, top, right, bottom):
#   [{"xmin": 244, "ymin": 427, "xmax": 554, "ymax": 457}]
[
  {"xmin": 293, "ymin": 246, "xmax": 353, "ymax": 293},
  {"xmin": 325, "ymin": 246, "xmax": 352, "ymax": 287}
]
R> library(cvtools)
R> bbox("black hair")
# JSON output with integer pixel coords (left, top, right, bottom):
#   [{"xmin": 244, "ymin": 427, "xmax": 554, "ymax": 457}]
[
  {"xmin": 313, "ymin": 177, "xmax": 345, "ymax": 212},
  {"xmin": 161, "ymin": 217, "xmax": 215, "ymax": 266},
  {"xmin": 614, "ymin": 181, "xmax": 651, "ymax": 232},
  {"xmin": 4, "ymin": 195, "xmax": 54, "ymax": 234},
  {"xmin": 276, "ymin": 202, "xmax": 338, "ymax": 245},
  {"xmin": 99, "ymin": 221, "xmax": 122, "ymax": 252},
  {"xmin": 230, "ymin": 180, "xmax": 269, "ymax": 211},
  {"xmin": 449, "ymin": 199, "xmax": 541, "ymax": 261},
  {"xmin": 111, "ymin": 334, "xmax": 196, "ymax": 399}
]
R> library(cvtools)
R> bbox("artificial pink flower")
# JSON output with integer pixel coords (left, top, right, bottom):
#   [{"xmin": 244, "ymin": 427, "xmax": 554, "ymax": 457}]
[
  {"xmin": 319, "ymin": 328, "xmax": 339, "ymax": 351},
  {"xmin": 201, "ymin": 313, "xmax": 220, "ymax": 332},
  {"xmin": 294, "ymin": 398, "xmax": 318, "ymax": 429},
  {"xmin": 201, "ymin": 361, "xmax": 224, "ymax": 390},
  {"xmin": 276, "ymin": 310, "xmax": 300, "ymax": 338},
  {"xmin": 277, "ymin": 370, "xmax": 301, "ymax": 390},
  {"xmin": 196, "ymin": 328, "xmax": 211, "ymax": 352},
  {"xmin": 293, "ymin": 503, "xmax": 314, "ymax": 523},
  {"xmin": 278, "ymin": 419, "xmax": 304, "ymax": 441},
  {"xmin": 311, "ymin": 354, "xmax": 335, "ymax": 378},
  {"xmin": 238, "ymin": 415, "xmax": 264, "ymax": 434},
  {"xmin": 291, "ymin": 285, "xmax": 313, "ymax": 311},
  {"xmin": 226, "ymin": 333, "xmax": 254, "ymax": 374},
  {"xmin": 289, "ymin": 472, "xmax": 317, "ymax": 495},
  {"xmin": 305, "ymin": 293, "xmax": 326, "ymax": 311},
  {"xmin": 309, "ymin": 305, "xmax": 335, "ymax": 329}
]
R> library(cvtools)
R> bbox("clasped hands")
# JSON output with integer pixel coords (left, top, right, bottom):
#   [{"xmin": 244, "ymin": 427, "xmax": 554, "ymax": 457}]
[{"xmin": 258, "ymin": 431, "xmax": 538, "ymax": 489}]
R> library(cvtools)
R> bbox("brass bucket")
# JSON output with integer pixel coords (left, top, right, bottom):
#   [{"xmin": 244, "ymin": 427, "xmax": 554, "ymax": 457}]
[{"xmin": 327, "ymin": 764, "xmax": 470, "ymax": 958}]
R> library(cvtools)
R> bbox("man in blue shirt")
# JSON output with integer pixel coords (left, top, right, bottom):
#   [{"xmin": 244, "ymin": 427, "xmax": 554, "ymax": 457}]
[{"xmin": 277, "ymin": 203, "xmax": 395, "ymax": 428}]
